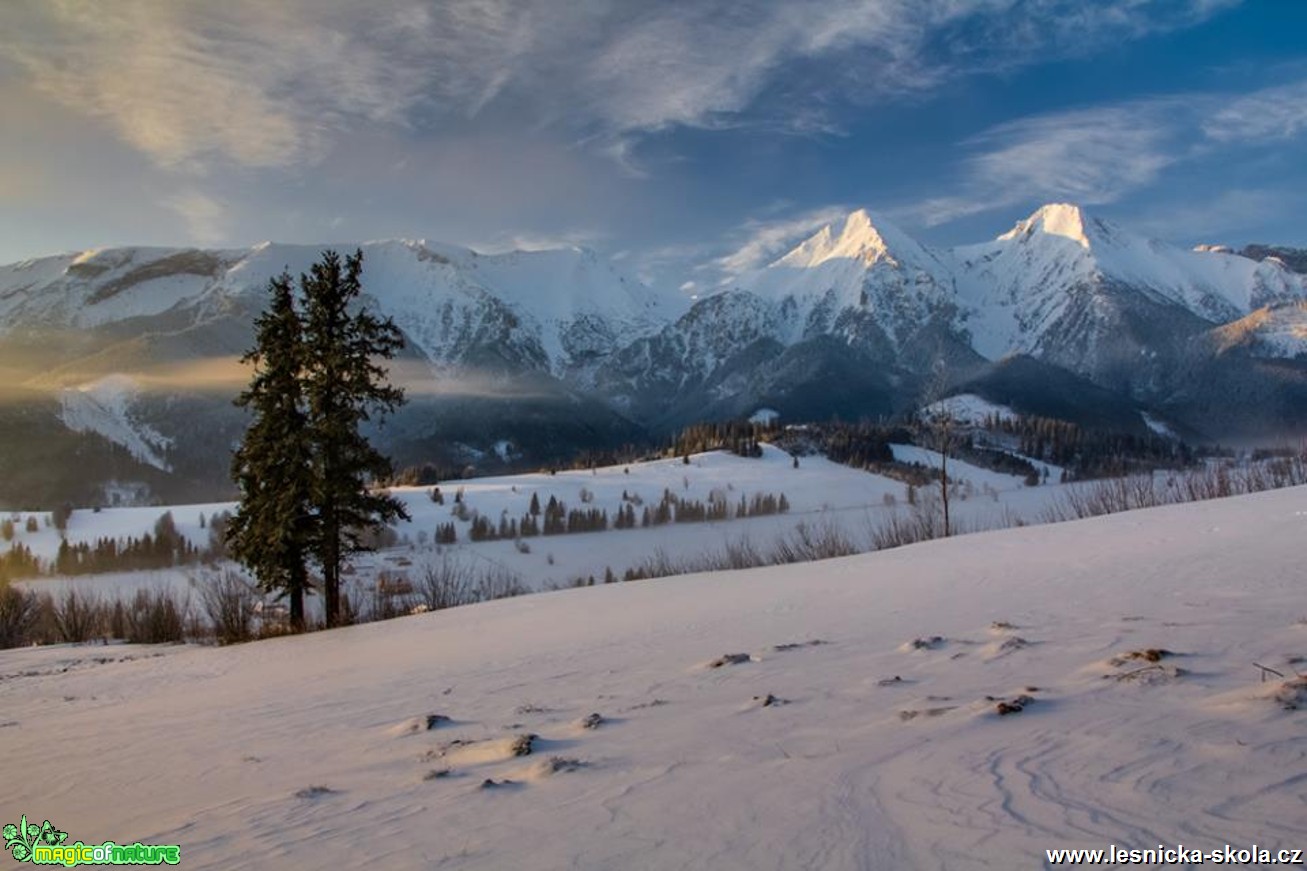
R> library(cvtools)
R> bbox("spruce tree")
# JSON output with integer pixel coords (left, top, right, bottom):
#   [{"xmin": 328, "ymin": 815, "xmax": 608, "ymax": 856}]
[
  {"xmin": 228, "ymin": 272, "xmax": 315, "ymax": 630},
  {"xmin": 301, "ymin": 250, "xmax": 409, "ymax": 627}
]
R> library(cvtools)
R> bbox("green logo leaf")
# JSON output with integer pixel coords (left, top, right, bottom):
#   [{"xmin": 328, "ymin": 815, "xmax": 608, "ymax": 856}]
[{"xmin": 3, "ymin": 814, "xmax": 48, "ymax": 864}]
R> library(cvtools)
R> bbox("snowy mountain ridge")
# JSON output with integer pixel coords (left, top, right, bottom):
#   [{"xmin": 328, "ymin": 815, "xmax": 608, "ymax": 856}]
[
  {"xmin": 1, "ymin": 204, "xmax": 1306, "ymax": 508},
  {"xmin": 0, "ymin": 238, "xmax": 682, "ymax": 383},
  {"xmin": 3, "ymin": 203, "xmax": 1301, "ymax": 383},
  {"xmin": 741, "ymin": 201, "xmax": 1306, "ymax": 360}
]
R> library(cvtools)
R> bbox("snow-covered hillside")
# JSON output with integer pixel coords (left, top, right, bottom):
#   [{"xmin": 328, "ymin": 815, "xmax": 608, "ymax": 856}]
[
  {"xmin": 57, "ymin": 375, "xmax": 173, "ymax": 470},
  {"xmin": 9, "ymin": 444, "xmax": 1066, "ymax": 599},
  {"xmin": 4, "ymin": 484, "xmax": 1305, "ymax": 869},
  {"xmin": 1211, "ymin": 302, "xmax": 1307, "ymax": 359}
]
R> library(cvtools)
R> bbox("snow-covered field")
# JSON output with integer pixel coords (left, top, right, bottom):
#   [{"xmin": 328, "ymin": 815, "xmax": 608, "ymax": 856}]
[
  {"xmin": 3, "ymin": 486, "xmax": 1306, "ymax": 869},
  {"xmin": 10, "ymin": 444, "xmax": 1070, "ymax": 605}
]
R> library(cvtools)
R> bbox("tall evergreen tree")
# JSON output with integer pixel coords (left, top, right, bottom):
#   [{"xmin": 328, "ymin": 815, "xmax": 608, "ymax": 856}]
[
  {"xmin": 301, "ymin": 250, "xmax": 409, "ymax": 627},
  {"xmin": 228, "ymin": 273, "xmax": 315, "ymax": 630}
]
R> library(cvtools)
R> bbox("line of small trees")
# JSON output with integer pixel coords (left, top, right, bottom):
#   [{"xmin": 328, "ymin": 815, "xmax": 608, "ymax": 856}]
[
  {"xmin": 432, "ymin": 487, "xmax": 792, "ymax": 544},
  {"xmin": 671, "ymin": 420, "xmax": 778, "ymax": 459},
  {"xmin": 0, "ymin": 510, "xmax": 234, "ymax": 579},
  {"xmin": 53, "ymin": 511, "xmax": 200, "ymax": 574}
]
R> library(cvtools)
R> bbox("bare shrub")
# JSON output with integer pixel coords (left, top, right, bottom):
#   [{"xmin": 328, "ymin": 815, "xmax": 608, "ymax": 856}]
[
  {"xmin": 0, "ymin": 581, "xmax": 40, "ymax": 648},
  {"xmin": 337, "ymin": 582, "xmax": 363, "ymax": 627},
  {"xmin": 51, "ymin": 587, "xmax": 105, "ymax": 643},
  {"xmin": 411, "ymin": 555, "xmax": 526, "ymax": 612},
  {"xmin": 108, "ymin": 600, "xmax": 127, "ymax": 640},
  {"xmin": 364, "ymin": 585, "xmax": 417, "ymax": 622},
  {"xmin": 622, "ymin": 548, "xmax": 682, "ymax": 581},
  {"xmin": 721, "ymin": 537, "xmax": 767, "ymax": 570},
  {"xmin": 356, "ymin": 524, "xmax": 400, "ymax": 551},
  {"xmin": 474, "ymin": 568, "xmax": 528, "ymax": 602},
  {"xmin": 415, "ymin": 556, "xmax": 478, "ymax": 610},
  {"xmin": 771, "ymin": 519, "xmax": 858, "ymax": 563},
  {"xmin": 870, "ymin": 508, "xmax": 940, "ymax": 550},
  {"xmin": 197, "ymin": 569, "xmax": 259, "ymax": 645},
  {"xmin": 122, "ymin": 588, "xmax": 188, "ymax": 644}
]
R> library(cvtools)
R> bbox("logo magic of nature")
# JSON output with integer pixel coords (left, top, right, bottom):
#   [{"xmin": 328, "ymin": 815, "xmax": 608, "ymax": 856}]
[{"xmin": 3, "ymin": 816, "xmax": 180, "ymax": 866}]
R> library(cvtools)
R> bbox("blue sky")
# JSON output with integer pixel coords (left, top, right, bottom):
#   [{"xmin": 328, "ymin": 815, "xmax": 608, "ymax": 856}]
[{"xmin": 1, "ymin": 1, "xmax": 1305, "ymax": 290}]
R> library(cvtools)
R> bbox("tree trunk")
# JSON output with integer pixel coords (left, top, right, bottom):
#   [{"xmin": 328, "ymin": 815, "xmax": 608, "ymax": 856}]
[
  {"xmin": 289, "ymin": 561, "xmax": 306, "ymax": 633},
  {"xmin": 941, "ymin": 450, "xmax": 951, "ymax": 538},
  {"xmin": 323, "ymin": 524, "xmax": 340, "ymax": 627}
]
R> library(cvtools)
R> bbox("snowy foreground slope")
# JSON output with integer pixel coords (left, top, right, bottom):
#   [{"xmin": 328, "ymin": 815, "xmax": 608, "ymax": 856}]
[{"xmin": 4, "ymin": 487, "xmax": 1307, "ymax": 870}]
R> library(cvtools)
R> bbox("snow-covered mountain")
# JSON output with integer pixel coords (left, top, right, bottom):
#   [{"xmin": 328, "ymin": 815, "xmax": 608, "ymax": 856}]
[
  {"xmin": 951, "ymin": 204, "xmax": 1305, "ymax": 392},
  {"xmin": 597, "ymin": 203, "xmax": 1305, "ymax": 431},
  {"xmin": 595, "ymin": 209, "xmax": 978, "ymax": 427},
  {"xmin": 0, "ymin": 240, "xmax": 678, "ymax": 381},
  {"xmin": 0, "ymin": 240, "xmax": 676, "ymax": 507},
  {"xmin": 1, "ymin": 205, "xmax": 1305, "ymax": 508}
]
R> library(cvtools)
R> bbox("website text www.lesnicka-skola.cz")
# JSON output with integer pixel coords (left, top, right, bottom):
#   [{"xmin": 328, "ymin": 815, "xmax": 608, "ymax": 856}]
[{"xmin": 1045, "ymin": 844, "xmax": 1304, "ymax": 865}]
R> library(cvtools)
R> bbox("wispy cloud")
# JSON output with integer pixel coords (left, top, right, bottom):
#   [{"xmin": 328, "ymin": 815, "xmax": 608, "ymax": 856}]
[
  {"xmin": 906, "ymin": 75, "xmax": 1307, "ymax": 227},
  {"xmin": 0, "ymin": 0, "xmax": 1239, "ymax": 174},
  {"xmin": 0, "ymin": 0, "xmax": 502, "ymax": 170},
  {"xmin": 476, "ymin": 229, "xmax": 606, "ymax": 253},
  {"xmin": 162, "ymin": 191, "xmax": 230, "ymax": 246},
  {"xmin": 712, "ymin": 205, "xmax": 853, "ymax": 280},
  {"xmin": 909, "ymin": 103, "xmax": 1187, "ymax": 226},
  {"xmin": 1203, "ymin": 79, "xmax": 1307, "ymax": 143}
]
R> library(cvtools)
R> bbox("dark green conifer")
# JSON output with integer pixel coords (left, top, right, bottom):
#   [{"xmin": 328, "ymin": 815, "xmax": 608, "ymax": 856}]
[
  {"xmin": 228, "ymin": 272, "xmax": 315, "ymax": 630},
  {"xmin": 300, "ymin": 250, "xmax": 409, "ymax": 627}
]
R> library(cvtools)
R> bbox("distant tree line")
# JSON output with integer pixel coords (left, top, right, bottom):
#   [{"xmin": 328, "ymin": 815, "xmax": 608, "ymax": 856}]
[
  {"xmin": 994, "ymin": 415, "xmax": 1192, "ymax": 479},
  {"xmin": 0, "ymin": 542, "xmax": 40, "ymax": 583},
  {"xmin": 431, "ymin": 485, "xmax": 792, "ymax": 544},
  {"xmin": 671, "ymin": 420, "xmax": 779, "ymax": 459},
  {"xmin": 0, "ymin": 510, "xmax": 234, "ymax": 579}
]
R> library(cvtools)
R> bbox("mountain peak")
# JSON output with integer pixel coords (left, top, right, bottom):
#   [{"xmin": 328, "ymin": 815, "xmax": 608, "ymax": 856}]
[
  {"xmin": 998, "ymin": 203, "xmax": 1097, "ymax": 249},
  {"xmin": 776, "ymin": 208, "xmax": 920, "ymax": 269}
]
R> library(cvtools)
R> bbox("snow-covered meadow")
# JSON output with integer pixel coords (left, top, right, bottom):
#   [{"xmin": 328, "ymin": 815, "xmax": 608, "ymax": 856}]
[
  {"xmin": 3, "ymin": 484, "xmax": 1305, "ymax": 869},
  {"xmin": 6, "ymin": 443, "xmax": 1072, "ymax": 610}
]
